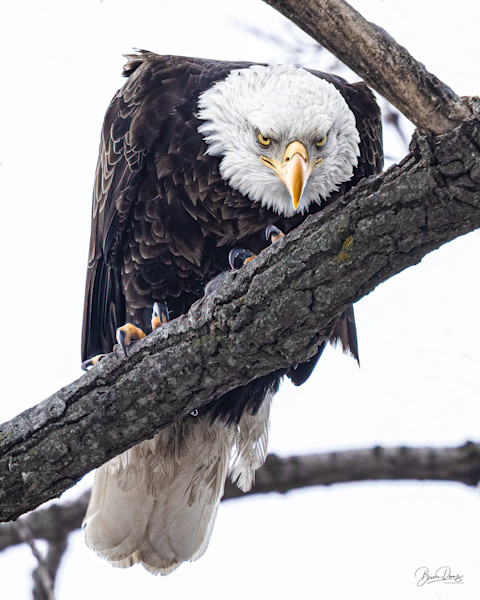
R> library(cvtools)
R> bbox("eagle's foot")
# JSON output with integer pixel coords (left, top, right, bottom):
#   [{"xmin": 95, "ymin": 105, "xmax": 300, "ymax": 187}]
[
  {"xmin": 116, "ymin": 323, "xmax": 146, "ymax": 355},
  {"xmin": 204, "ymin": 250, "xmax": 256, "ymax": 296},
  {"xmin": 151, "ymin": 302, "xmax": 169, "ymax": 330},
  {"xmin": 228, "ymin": 248, "xmax": 256, "ymax": 270},
  {"xmin": 81, "ymin": 354, "xmax": 106, "ymax": 371},
  {"xmin": 265, "ymin": 224, "xmax": 285, "ymax": 244}
]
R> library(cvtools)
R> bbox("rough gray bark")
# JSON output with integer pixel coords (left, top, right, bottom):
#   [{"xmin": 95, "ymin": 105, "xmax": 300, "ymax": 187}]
[
  {"xmin": 2, "ymin": 441, "xmax": 480, "ymax": 553},
  {"xmin": 263, "ymin": 0, "xmax": 472, "ymax": 133},
  {"xmin": 1, "ymin": 112, "xmax": 480, "ymax": 522}
]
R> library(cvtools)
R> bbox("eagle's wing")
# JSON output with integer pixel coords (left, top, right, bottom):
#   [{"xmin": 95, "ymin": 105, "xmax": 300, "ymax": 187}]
[
  {"xmin": 344, "ymin": 80, "xmax": 384, "ymax": 180},
  {"xmin": 81, "ymin": 61, "xmax": 150, "ymax": 360},
  {"xmin": 81, "ymin": 53, "xmax": 250, "ymax": 360}
]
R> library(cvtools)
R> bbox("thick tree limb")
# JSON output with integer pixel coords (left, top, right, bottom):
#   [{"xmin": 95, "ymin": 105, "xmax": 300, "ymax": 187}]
[
  {"xmin": 1, "ymin": 112, "xmax": 480, "ymax": 522},
  {"xmin": 2, "ymin": 442, "xmax": 479, "ymax": 553},
  {"xmin": 263, "ymin": 0, "xmax": 472, "ymax": 133}
]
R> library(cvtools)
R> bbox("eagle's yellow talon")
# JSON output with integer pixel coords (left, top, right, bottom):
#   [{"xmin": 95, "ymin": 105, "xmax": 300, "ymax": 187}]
[
  {"xmin": 151, "ymin": 302, "xmax": 169, "ymax": 331},
  {"xmin": 116, "ymin": 323, "xmax": 146, "ymax": 355},
  {"xmin": 81, "ymin": 354, "xmax": 106, "ymax": 371},
  {"xmin": 228, "ymin": 248, "xmax": 255, "ymax": 270},
  {"xmin": 265, "ymin": 224, "xmax": 285, "ymax": 244}
]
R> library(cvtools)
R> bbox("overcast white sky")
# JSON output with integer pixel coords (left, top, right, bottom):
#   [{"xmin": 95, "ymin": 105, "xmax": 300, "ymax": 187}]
[{"xmin": 1, "ymin": 0, "xmax": 480, "ymax": 598}]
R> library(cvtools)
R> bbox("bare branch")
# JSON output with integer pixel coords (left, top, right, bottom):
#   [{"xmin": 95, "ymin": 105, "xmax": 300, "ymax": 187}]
[
  {"xmin": 263, "ymin": 0, "xmax": 472, "ymax": 133},
  {"xmin": 0, "ymin": 492, "xmax": 90, "ymax": 552},
  {"xmin": 224, "ymin": 442, "xmax": 480, "ymax": 498},
  {"xmin": 2, "ymin": 442, "xmax": 479, "ymax": 554},
  {"xmin": 17, "ymin": 522, "xmax": 56, "ymax": 600},
  {"xmin": 32, "ymin": 538, "xmax": 68, "ymax": 600},
  {"xmin": 1, "ymin": 113, "xmax": 480, "ymax": 522}
]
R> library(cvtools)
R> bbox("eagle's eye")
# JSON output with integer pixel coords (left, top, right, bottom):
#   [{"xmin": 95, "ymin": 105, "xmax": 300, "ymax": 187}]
[
  {"xmin": 257, "ymin": 133, "xmax": 271, "ymax": 147},
  {"xmin": 316, "ymin": 135, "xmax": 327, "ymax": 147}
]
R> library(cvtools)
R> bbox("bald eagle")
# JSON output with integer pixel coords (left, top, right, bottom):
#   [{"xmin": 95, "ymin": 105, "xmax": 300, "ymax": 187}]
[{"xmin": 82, "ymin": 52, "xmax": 383, "ymax": 574}]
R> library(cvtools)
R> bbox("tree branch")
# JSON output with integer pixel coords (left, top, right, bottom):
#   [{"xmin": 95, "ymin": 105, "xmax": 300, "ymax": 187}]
[
  {"xmin": 31, "ymin": 537, "xmax": 67, "ymax": 600},
  {"xmin": 262, "ymin": 0, "xmax": 472, "ymax": 133},
  {"xmin": 17, "ymin": 521, "xmax": 60, "ymax": 600},
  {"xmin": 2, "ymin": 0, "xmax": 480, "ymax": 523},
  {"xmin": 2, "ymin": 442, "xmax": 479, "ymax": 553},
  {"xmin": 225, "ymin": 442, "xmax": 480, "ymax": 497},
  {"xmin": 0, "ymin": 492, "xmax": 90, "ymax": 553},
  {"xmin": 1, "ymin": 107, "xmax": 480, "ymax": 522}
]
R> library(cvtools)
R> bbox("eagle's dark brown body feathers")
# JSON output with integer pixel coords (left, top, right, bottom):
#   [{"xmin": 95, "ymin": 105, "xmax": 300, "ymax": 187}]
[
  {"xmin": 82, "ymin": 52, "xmax": 383, "ymax": 573},
  {"xmin": 82, "ymin": 53, "xmax": 382, "ymax": 365}
]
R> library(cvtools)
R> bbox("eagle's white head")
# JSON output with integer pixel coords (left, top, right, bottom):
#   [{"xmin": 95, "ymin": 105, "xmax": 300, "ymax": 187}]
[{"xmin": 197, "ymin": 64, "xmax": 360, "ymax": 217}]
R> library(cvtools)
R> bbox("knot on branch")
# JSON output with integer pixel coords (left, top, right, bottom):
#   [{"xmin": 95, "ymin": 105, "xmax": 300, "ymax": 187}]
[{"xmin": 410, "ymin": 106, "xmax": 480, "ymax": 191}]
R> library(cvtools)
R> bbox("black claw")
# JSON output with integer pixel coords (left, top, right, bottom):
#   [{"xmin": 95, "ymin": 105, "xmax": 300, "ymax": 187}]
[
  {"xmin": 228, "ymin": 248, "xmax": 254, "ymax": 270},
  {"xmin": 152, "ymin": 301, "xmax": 169, "ymax": 326},
  {"xmin": 116, "ymin": 328, "xmax": 128, "ymax": 356},
  {"xmin": 81, "ymin": 354, "xmax": 106, "ymax": 371},
  {"xmin": 265, "ymin": 224, "xmax": 282, "ymax": 242}
]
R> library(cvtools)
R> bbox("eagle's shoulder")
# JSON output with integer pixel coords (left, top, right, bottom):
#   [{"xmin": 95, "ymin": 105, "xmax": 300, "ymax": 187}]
[
  {"xmin": 122, "ymin": 51, "xmax": 253, "ymax": 100},
  {"xmin": 107, "ymin": 52, "xmax": 254, "ymax": 157}
]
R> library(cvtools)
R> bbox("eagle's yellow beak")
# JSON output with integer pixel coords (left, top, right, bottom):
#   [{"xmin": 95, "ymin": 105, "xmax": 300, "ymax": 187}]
[
  {"xmin": 280, "ymin": 141, "xmax": 309, "ymax": 210},
  {"xmin": 260, "ymin": 141, "xmax": 310, "ymax": 211}
]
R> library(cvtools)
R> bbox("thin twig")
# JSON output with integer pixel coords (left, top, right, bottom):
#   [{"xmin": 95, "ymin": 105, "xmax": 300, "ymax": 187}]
[{"xmin": 17, "ymin": 521, "xmax": 56, "ymax": 600}]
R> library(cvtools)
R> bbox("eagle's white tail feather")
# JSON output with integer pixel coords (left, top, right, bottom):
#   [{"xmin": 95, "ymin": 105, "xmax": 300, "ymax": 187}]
[
  {"xmin": 229, "ymin": 389, "xmax": 273, "ymax": 491},
  {"xmin": 84, "ymin": 397, "xmax": 272, "ymax": 574}
]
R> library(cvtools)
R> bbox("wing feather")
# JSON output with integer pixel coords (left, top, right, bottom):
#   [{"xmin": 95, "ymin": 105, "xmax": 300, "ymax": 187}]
[{"xmin": 82, "ymin": 54, "xmax": 252, "ymax": 359}]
